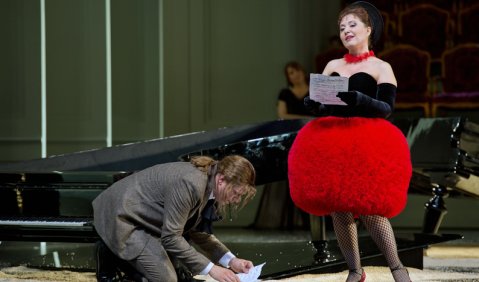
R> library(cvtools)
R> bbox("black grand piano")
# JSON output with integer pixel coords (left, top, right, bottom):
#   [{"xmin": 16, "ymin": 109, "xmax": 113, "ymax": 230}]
[
  {"xmin": 0, "ymin": 119, "xmax": 304, "ymax": 244},
  {"xmin": 403, "ymin": 117, "xmax": 479, "ymax": 234},
  {"xmin": 0, "ymin": 117, "xmax": 477, "ymax": 278}
]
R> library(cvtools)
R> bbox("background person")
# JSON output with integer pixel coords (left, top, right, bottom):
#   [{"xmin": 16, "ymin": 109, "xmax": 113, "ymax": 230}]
[
  {"xmin": 253, "ymin": 61, "xmax": 313, "ymax": 230},
  {"xmin": 276, "ymin": 61, "xmax": 313, "ymax": 120}
]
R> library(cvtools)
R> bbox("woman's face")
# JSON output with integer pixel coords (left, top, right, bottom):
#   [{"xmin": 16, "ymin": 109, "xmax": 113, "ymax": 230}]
[
  {"xmin": 287, "ymin": 67, "xmax": 305, "ymax": 85},
  {"xmin": 339, "ymin": 13, "xmax": 371, "ymax": 49}
]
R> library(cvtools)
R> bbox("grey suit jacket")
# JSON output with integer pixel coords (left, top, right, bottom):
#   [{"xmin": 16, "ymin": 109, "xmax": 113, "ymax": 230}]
[{"xmin": 92, "ymin": 162, "xmax": 230, "ymax": 274}]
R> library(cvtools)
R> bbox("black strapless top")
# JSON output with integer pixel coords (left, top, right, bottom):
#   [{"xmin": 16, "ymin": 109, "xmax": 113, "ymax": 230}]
[
  {"xmin": 331, "ymin": 72, "xmax": 377, "ymax": 99},
  {"xmin": 324, "ymin": 72, "xmax": 379, "ymax": 117}
]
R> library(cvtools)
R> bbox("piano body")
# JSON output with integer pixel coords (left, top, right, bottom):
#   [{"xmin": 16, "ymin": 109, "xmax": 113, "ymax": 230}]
[
  {"xmin": 0, "ymin": 119, "xmax": 307, "ymax": 242},
  {"xmin": 403, "ymin": 117, "xmax": 479, "ymax": 234},
  {"xmin": 0, "ymin": 117, "xmax": 477, "ymax": 276},
  {"xmin": 0, "ymin": 171, "xmax": 128, "ymax": 242}
]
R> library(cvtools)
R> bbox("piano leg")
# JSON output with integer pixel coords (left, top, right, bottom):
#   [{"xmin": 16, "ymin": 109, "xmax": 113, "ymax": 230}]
[
  {"xmin": 422, "ymin": 184, "xmax": 449, "ymax": 234},
  {"xmin": 310, "ymin": 215, "xmax": 332, "ymax": 262}
]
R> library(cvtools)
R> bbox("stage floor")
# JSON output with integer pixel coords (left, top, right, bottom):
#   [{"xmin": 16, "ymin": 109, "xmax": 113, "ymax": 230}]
[
  {"xmin": 213, "ymin": 228, "xmax": 464, "ymax": 279},
  {"xmin": 0, "ymin": 227, "xmax": 473, "ymax": 280}
]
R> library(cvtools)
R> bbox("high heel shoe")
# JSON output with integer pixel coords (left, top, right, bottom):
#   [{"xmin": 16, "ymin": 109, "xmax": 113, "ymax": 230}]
[
  {"xmin": 359, "ymin": 270, "xmax": 366, "ymax": 282},
  {"xmin": 348, "ymin": 268, "xmax": 366, "ymax": 282},
  {"xmin": 390, "ymin": 264, "xmax": 411, "ymax": 282}
]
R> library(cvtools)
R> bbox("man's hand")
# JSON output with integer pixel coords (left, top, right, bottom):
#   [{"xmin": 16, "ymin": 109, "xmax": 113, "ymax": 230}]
[
  {"xmin": 229, "ymin": 258, "xmax": 253, "ymax": 274},
  {"xmin": 208, "ymin": 265, "xmax": 240, "ymax": 282}
]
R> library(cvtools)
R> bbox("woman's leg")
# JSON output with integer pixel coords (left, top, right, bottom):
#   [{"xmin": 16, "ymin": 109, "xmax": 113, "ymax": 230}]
[
  {"xmin": 331, "ymin": 212, "xmax": 364, "ymax": 282},
  {"xmin": 359, "ymin": 215, "xmax": 411, "ymax": 282}
]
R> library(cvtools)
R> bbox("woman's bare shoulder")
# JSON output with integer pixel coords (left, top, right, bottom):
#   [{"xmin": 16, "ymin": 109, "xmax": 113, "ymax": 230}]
[
  {"xmin": 370, "ymin": 57, "xmax": 391, "ymax": 72},
  {"xmin": 323, "ymin": 58, "xmax": 344, "ymax": 75},
  {"xmin": 372, "ymin": 58, "xmax": 397, "ymax": 85}
]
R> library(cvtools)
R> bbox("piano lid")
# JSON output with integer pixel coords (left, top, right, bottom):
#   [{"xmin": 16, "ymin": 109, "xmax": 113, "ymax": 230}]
[
  {"xmin": 0, "ymin": 171, "xmax": 128, "ymax": 185},
  {"xmin": 407, "ymin": 117, "xmax": 464, "ymax": 170},
  {"xmin": 0, "ymin": 119, "xmax": 309, "ymax": 173},
  {"xmin": 404, "ymin": 117, "xmax": 479, "ymax": 197},
  {"xmin": 179, "ymin": 131, "xmax": 297, "ymax": 185}
]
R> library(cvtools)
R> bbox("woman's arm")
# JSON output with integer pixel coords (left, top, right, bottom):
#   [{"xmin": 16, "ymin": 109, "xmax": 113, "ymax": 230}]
[
  {"xmin": 336, "ymin": 83, "xmax": 396, "ymax": 118},
  {"xmin": 377, "ymin": 61, "xmax": 397, "ymax": 86}
]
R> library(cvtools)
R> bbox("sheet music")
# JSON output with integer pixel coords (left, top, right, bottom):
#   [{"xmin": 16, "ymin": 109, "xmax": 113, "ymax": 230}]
[
  {"xmin": 310, "ymin": 73, "xmax": 348, "ymax": 105},
  {"xmin": 236, "ymin": 262, "xmax": 265, "ymax": 282}
]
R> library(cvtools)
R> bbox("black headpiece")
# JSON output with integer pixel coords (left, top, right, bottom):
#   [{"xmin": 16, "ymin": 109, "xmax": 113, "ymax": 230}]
[{"xmin": 348, "ymin": 1, "xmax": 384, "ymax": 47}]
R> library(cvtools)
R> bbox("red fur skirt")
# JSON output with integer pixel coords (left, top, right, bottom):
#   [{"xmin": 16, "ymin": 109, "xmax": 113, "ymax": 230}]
[{"xmin": 288, "ymin": 117, "xmax": 412, "ymax": 218}]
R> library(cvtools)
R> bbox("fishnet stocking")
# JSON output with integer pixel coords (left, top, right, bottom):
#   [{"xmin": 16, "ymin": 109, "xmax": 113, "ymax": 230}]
[
  {"xmin": 331, "ymin": 212, "xmax": 363, "ymax": 282},
  {"xmin": 360, "ymin": 215, "xmax": 411, "ymax": 282},
  {"xmin": 331, "ymin": 212, "xmax": 411, "ymax": 282}
]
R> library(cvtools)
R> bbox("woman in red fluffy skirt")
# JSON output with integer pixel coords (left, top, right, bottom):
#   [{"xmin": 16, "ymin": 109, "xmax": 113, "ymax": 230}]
[{"xmin": 288, "ymin": 2, "xmax": 412, "ymax": 282}]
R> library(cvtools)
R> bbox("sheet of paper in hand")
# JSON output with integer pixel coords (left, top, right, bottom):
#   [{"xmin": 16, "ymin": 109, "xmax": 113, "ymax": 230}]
[
  {"xmin": 236, "ymin": 262, "xmax": 265, "ymax": 282},
  {"xmin": 310, "ymin": 73, "xmax": 348, "ymax": 105}
]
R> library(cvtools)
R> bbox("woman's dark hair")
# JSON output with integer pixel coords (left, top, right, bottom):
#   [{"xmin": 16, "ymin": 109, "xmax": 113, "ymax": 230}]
[{"xmin": 284, "ymin": 61, "xmax": 308, "ymax": 87}]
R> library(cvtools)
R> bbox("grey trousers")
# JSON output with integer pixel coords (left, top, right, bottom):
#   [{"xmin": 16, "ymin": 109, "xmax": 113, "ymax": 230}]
[{"xmin": 127, "ymin": 236, "xmax": 177, "ymax": 282}]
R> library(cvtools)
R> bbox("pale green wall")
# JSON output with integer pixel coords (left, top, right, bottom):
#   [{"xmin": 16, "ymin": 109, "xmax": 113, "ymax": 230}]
[
  {"xmin": 0, "ymin": 0, "xmax": 163, "ymax": 160},
  {"xmin": 0, "ymin": 0, "xmax": 340, "ymax": 162},
  {"xmin": 0, "ymin": 0, "xmax": 42, "ymax": 161},
  {"xmin": 111, "ymin": 0, "xmax": 160, "ymax": 145},
  {"xmin": 162, "ymin": 0, "xmax": 340, "ymax": 135},
  {"xmin": 46, "ymin": 0, "xmax": 107, "ymax": 154}
]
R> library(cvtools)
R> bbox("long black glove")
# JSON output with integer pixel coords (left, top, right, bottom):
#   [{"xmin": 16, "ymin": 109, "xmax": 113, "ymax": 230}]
[
  {"xmin": 304, "ymin": 95, "xmax": 329, "ymax": 116},
  {"xmin": 336, "ymin": 83, "xmax": 396, "ymax": 118}
]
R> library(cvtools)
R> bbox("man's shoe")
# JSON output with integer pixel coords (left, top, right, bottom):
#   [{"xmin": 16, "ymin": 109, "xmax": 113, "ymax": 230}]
[{"xmin": 95, "ymin": 240, "xmax": 118, "ymax": 282}]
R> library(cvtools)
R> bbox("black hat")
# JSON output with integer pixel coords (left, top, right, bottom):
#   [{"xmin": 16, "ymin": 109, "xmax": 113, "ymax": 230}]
[{"xmin": 348, "ymin": 1, "xmax": 384, "ymax": 47}]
